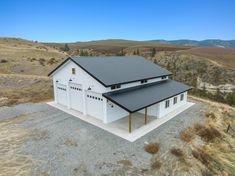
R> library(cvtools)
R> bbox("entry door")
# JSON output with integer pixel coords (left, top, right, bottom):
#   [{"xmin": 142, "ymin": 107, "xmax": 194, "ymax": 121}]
[
  {"xmin": 56, "ymin": 83, "xmax": 67, "ymax": 106},
  {"xmin": 69, "ymin": 83, "xmax": 83, "ymax": 112}
]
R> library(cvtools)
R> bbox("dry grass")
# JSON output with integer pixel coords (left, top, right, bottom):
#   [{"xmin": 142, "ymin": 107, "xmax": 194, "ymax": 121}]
[
  {"xmin": 31, "ymin": 129, "xmax": 49, "ymax": 141},
  {"xmin": 179, "ymin": 127, "xmax": 195, "ymax": 142},
  {"xmin": 192, "ymin": 149, "xmax": 212, "ymax": 170},
  {"xmin": 205, "ymin": 112, "xmax": 216, "ymax": 119},
  {"xmin": 151, "ymin": 159, "xmax": 161, "ymax": 170},
  {"xmin": 201, "ymin": 169, "xmax": 213, "ymax": 176},
  {"xmin": 182, "ymin": 47, "xmax": 235, "ymax": 69},
  {"xmin": 193, "ymin": 123, "xmax": 221, "ymax": 142},
  {"xmin": 144, "ymin": 143, "xmax": 160, "ymax": 154},
  {"xmin": 0, "ymin": 115, "xmax": 32, "ymax": 176},
  {"xmin": 117, "ymin": 160, "xmax": 132, "ymax": 167},
  {"xmin": 64, "ymin": 138, "xmax": 78, "ymax": 147},
  {"xmin": 170, "ymin": 148, "xmax": 184, "ymax": 157},
  {"xmin": 0, "ymin": 74, "xmax": 53, "ymax": 107},
  {"xmin": 186, "ymin": 97, "xmax": 235, "ymax": 175}
]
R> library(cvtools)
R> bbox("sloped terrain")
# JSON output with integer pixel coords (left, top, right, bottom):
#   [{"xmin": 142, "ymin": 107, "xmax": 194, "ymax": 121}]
[
  {"xmin": 181, "ymin": 47, "xmax": 235, "ymax": 69},
  {"xmin": 45, "ymin": 39, "xmax": 193, "ymax": 55},
  {"xmin": 1, "ymin": 37, "xmax": 235, "ymax": 107},
  {"xmin": 0, "ymin": 38, "xmax": 67, "ymax": 106},
  {"xmin": 0, "ymin": 98, "xmax": 234, "ymax": 175}
]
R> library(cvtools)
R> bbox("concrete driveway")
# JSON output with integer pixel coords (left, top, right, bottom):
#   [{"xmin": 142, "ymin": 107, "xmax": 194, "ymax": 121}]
[{"xmin": 0, "ymin": 101, "xmax": 205, "ymax": 176}]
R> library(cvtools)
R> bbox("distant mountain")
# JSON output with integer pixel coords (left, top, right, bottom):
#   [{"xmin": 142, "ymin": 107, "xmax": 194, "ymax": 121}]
[{"xmin": 148, "ymin": 39, "xmax": 235, "ymax": 48}]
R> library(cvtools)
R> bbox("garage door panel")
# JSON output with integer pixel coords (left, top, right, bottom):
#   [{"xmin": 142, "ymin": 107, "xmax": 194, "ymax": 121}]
[
  {"xmin": 57, "ymin": 83, "xmax": 67, "ymax": 106},
  {"xmin": 86, "ymin": 92, "xmax": 103, "ymax": 120},
  {"xmin": 69, "ymin": 83, "xmax": 83, "ymax": 112}
]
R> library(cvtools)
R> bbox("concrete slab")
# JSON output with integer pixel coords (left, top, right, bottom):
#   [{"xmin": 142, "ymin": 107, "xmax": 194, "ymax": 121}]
[{"xmin": 47, "ymin": 101, "xmax": 194, "ymax": 142}]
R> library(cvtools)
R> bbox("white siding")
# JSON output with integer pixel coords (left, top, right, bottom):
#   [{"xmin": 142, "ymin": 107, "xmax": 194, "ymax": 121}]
[
  {"xmin": 52, "ymin": 60, "xmax": 107, "ymax": 121},
  {"xmin": 158, "ymin": 92, "xmax": 187, "ymax": 118},
  {"xmin": 105, "ymin": 100, "xmax": 129, "ymax": 123},
  {"xmin": 106, "ymin": 76, "xmax": 168, "ymax": 92},
  {"xmin": 52, "ymin": 60, "xmax": 187, "ymax": 124},
  {"xmin": 53, "ymin": 61, "xmax": 106, "ymax": 93}
]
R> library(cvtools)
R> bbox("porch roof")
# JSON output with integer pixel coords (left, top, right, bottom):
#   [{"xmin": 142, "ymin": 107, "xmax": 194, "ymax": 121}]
[{"xmin": 103, "ymin": 80, "xmax": 192, "ymax": 113}]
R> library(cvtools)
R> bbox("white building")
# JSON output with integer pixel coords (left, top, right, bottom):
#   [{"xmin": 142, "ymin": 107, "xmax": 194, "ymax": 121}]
[{"xmin": 48, "ymin": 56, "xmax": 191, "ymax": 133}]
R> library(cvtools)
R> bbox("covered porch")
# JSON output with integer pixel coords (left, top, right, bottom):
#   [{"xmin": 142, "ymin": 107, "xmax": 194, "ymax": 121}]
[
  {"xmin": 111, "ymin": 110, "xmax": 156, "ymax": 133},
  {"xmin": 103, "ymin": 80, "xmax": 192, "ymax": 134}
]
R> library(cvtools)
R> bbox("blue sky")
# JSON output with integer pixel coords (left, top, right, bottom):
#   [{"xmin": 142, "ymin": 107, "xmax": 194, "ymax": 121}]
[{"xmin": 0, "ymin": 0, "xmax": 235, "ymax": 42}]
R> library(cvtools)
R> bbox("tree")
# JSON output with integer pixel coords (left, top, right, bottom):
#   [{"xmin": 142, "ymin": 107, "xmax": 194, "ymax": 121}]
[
  {"xmin": 79, "ymin": 49, "xmax": 89, "ymax": 56},
  {"xmin": 214, "ymin": 88, "xmax": 224, "ymax": 102},
  {"xmin": 64, "ymin": 44, "xmax": 70, "ymax": 51},
  {"xmin": 226, "ymin": 89, "xmax": 235, "ymax": 106},
  {"xmin": 60, "ymin": 44, "xmax": 70, "ymax": 52},
  {"xmin": 136, "ymin": 48, "xmax": 140, "ymax": 55},
  {"xmin": 151, "ymin": 48, "xmax": 156, "ymax": 57}
]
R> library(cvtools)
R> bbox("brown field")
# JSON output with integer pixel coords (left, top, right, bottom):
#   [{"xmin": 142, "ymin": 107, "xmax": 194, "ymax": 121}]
[
  {"xmin": 0, "ymin": 37, "xmax": 235, "ymax": 107},
  {"xmin": 181, "ymin": 47, "xmax": 235, "ymax": 69},
  {"xmin": 45, "ymin": 39, "xmax": 193, "ymax": 55},
  {"xmin": 0, "ymin": 38, "xmax": 66, "ymax": 106},
  {"xmin": 186, "ymin": 96, "xmax": 235, "ymax": 175}
]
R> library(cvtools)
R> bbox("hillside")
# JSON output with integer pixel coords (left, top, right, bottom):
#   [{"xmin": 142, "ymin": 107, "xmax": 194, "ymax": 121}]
[
  {"xmin": 0, "ymin": 38, "xmax": 67, "ymax": 106},
  {"xmin": 149, "ymin": 39, "xmax": 235, "ymax": 48},
  {"xmin": 0, "ymin": 38, "xmax": 67, "ymax": 75},
  {"xmin": 180, "ymin": 47, "xmax": 235, "ymax": 69},
  {"xmin": 45, "ymin": 39, "xmax": 193, "ymax": 55},
  {"xmin": 0, "ymin": 37, "xmax": 235, "ymax": 106}
]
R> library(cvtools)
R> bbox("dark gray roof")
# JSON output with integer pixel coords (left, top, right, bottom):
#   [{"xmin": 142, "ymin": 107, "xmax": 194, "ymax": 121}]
[
  {"xmin": 103, "ymin": 80, "xmax": 192, "ymax": 113},
  {"xmin": 70, "ymin": 56, "xmax": 171, "ymax": 87}
]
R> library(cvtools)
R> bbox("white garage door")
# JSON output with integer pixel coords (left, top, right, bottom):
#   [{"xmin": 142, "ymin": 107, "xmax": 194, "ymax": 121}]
[
  {"xmin": 86, "ymin": 92, "xmax": 103, "ymax": 120},
  {"xmin": 69, "ymin": 83, "xmax": 83, "ymax": 112},
  {"xmin": 56, "ymin": 83, "xmax": 67, "ymax": 106}
]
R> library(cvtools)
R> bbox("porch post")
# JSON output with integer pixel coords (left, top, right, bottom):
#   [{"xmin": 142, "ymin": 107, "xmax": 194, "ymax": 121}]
[
  {"xmin": 145, "ymin": 108, "xmax": 147, "ymax": 124},
  {"xmin": 129, "ymin": 113, "xmax": 132, "ymax": 133}
]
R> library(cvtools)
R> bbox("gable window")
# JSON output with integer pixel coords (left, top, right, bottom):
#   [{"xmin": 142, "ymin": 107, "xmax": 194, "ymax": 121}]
[
  {"xmin": 111, "ymin": 84, "xmax": 121, "ymax": 90},
  {"xmin": 174, "ymin": 97, "xmax": 177, "ymax": 104},
  {"xmin": 72, "ymin": 68, "xmax": 76, "ymax": 75},
  {"xmin": 141, "ymin": 79, "xmax": 148, "ymax": 84},
  {"xmin": 165, "ymin": 100, "xmax": 170, "ymax": 108},
  {"xmin": 180, "ymin": 94, "xmax": 184, "ymax": 101}
]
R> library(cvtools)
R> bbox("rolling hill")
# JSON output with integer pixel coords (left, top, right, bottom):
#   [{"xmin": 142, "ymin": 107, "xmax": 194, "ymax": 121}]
[
  {"xmin": 149, "ymin": 39, "xmax": 235, "ymax": 48},
  {"xmin": 0, "ymin": 37, "xmax": 235, "ymax": 106}
]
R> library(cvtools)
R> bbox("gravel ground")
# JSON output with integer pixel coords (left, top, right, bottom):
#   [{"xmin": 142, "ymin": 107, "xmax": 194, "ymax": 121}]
[{"xmin": 0, "ymin": 101, "xmax": 207, "ymax": 176}]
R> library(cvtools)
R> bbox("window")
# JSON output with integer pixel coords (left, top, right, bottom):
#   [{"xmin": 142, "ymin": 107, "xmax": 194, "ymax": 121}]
[
  {"xmin": 165, "ymin": 100, "xmax": 170, "ymax": 108},
  {"xmin": 162, "ymin": 76, "xmax": 167, "ymax": 79},
  {"xmin": 141, "ymin": 79, "xmax": 148, "ymax": 84},
  {"xmin": 174, "ymin": 97, "xmax": 177, "ymax": 104},
  {"xmin": 111, "ymin": 84, "xmax": 121, "ymax": 90},
  {"xmin": 180, "ymin": 94, "xmax": 184, "ymax": 101},
  {"xmin": 72, "ymin": 68, "xmax": 76, "ymax": 74}
]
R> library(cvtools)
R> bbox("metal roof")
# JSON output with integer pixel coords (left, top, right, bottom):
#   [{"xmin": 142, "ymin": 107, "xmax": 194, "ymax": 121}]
[
  {"xmin": 103, "ymin": 80, "xmax": 192, "ymax": 113},
  {"xmin": 69, "ymin": 56, "xmax": 172, "ymax": 87}
]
